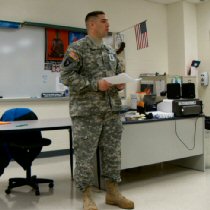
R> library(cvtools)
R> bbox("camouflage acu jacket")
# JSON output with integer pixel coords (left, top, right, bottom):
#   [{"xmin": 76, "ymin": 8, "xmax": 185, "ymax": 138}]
[{"xmin": 60, "ymin": 35, "xmax": 122, "ymax": 117}]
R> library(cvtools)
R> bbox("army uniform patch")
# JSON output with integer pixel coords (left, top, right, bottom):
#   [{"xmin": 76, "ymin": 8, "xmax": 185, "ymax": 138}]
[
  {"xmin": 69, "ymin": 51, "xmax": 79, "ymax": 61},
  {"xmin": 64, "ymin": 57, "xmax": 72, "ymax": 67}
]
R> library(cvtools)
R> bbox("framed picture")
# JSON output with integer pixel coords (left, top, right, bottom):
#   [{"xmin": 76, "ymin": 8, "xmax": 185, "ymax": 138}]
[{"xmin": 45, "ymin": 29, "xmax": 69, "ymax": 61}]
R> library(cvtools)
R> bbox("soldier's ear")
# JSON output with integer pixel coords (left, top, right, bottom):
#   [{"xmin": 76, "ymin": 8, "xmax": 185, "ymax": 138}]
[{"xmin": 89, "ymin": 21, "xmax": 96, "ymax": 28}]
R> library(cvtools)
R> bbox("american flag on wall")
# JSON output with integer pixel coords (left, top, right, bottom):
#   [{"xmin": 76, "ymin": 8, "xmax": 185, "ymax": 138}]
[{"xmin": 134, "ymin": 21, "xmax": 148, "ymax": 50}]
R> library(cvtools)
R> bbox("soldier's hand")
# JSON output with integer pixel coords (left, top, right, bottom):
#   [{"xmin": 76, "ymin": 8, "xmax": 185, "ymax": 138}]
[
  {"xmin": 116, "ymin": 83, "xmax": 125, "ymax": 90},
  {"xmin": 98, "ymin": 79, "xmax": 112, "ymax": 91}
]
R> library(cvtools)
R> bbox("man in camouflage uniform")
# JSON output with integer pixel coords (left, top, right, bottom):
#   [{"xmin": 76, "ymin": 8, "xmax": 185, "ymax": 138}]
[{"xmin": 60, "ymin": 11, "xmax": 134, "ymax": 210}]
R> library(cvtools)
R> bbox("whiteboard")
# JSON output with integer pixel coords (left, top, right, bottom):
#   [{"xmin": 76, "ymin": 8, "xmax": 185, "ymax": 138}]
[{"xmin": 0, "ymin": 26, "xmax": 59, "ymax": 98}]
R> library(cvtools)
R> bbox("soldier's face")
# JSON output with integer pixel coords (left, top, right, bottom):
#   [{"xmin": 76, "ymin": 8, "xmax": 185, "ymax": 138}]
[{"xmin": 93, "ymin": 14, "xmax": 109, "ymax": 38}]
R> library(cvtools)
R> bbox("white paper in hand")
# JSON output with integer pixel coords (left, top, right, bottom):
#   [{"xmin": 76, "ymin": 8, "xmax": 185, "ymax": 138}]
[{"xmin": 103, "ymin": 73, "xmax": 141, "ymax": 84}]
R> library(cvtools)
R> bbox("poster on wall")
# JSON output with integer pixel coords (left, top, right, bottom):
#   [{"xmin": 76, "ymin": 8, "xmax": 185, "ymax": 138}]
[
  {"xmin": 45, "ymin": 28, "xmax": 69, "ymax": 61},
  {"xmin": 45, "ymin": 29, "xmax": 86, "ymax": 72},
  {"xmin": 69, "ymin": 32, "xmax": 86, "ymax": 44}
]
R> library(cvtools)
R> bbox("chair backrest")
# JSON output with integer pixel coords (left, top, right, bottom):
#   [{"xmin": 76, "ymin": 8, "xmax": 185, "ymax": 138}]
[
  {"xmin": 1, "ymin": 108, "xmax": 43, "ymax": 169},
  {"xmin": 1, "ymin": 108, "xmax": 42, "ymax": 144},
  {"xmin": 1, "ymin": 108, "xmax": 38, "ymax": 121}
]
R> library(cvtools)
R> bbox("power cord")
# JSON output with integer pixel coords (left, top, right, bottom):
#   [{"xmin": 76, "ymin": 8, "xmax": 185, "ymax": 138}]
[{"xmin": 174, "ymin": 117, "xmax": 199, "ymax": 150}]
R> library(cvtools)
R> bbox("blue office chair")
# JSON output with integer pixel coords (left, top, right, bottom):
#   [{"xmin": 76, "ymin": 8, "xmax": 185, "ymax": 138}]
[{"xmin": 1, "ymin": 108, "xmax": 54, "ymax": 196}]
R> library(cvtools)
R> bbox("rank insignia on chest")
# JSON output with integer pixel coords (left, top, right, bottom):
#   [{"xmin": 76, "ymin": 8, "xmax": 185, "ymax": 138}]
[
  {"xmin": 109, "ymin": 54, "xmax": 115, "ymax": 61},
  {"xmin": 69, "ymin": 51, "xmax": 79, "ymax": 61}
]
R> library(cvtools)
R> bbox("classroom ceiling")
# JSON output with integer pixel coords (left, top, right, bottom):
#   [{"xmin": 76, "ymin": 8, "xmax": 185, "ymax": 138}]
[{"xmin": 146, "ymin": 0, "xmax": 208, "ymax": 4}]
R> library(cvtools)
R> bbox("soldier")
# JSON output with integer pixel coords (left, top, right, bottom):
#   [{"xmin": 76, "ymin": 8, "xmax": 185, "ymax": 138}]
[{"xmin": 60, "ymin": 11, "xmax": 134, "ymax": 210}]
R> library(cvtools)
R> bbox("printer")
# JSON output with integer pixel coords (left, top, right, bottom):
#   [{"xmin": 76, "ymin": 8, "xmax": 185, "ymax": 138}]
[{"xmin": 157, "ymin": 98, "xmax": 202, "ymax": 117}]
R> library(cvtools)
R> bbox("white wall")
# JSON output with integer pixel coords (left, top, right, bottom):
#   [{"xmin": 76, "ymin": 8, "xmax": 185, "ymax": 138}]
[
  {"xmin": 167, "ymin": 2, "xmax": 185, "ymax": 76},
  {"xmin": 196, "ymin": 1, "xmax": 210, "ymax": 168},
  {"xmin": 197, "ymin": 1, "xmax": 210, "ymax": 115},
  {"xmin": 122, "ymin": 3, "xmax": 168, "ymax": 98},
  {"xmin": 167, "ymin": 1, "xmax": 198, "ymax": 76},
  {"xmin": 0, "ymin": 0, "xmax": 166, "ymax": 32},
  {"xmin": 183, "ymin": 2, "xmax": 198, "ymax": 75}
]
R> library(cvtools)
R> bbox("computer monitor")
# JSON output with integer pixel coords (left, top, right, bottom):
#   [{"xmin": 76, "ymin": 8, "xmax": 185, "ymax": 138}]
[{"xmin": 140, "ymin": 83, "xmax": 154, "ymax": 95}]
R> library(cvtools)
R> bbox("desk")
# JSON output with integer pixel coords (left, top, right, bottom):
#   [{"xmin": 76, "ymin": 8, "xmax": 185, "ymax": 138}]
[
  {"xmin": 94, "ymin": 116, "xmax": 205, "ymax": 189},
  {"xmin": 121, "ymin": 116, "xmax": 205, "ymax": 171},
  {"xmin": 96, "ymin": 116, "xmax": 205, "ymax": 189},
  {"xmin": 1, "ymin": 116, "xmax": 205, "ymax": 187},
  {"xmin": 0, "ymin": 118, "xmax": 73, "ymax": 178}
]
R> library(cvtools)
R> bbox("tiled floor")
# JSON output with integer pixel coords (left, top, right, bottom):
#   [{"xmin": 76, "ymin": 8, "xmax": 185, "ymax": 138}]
[{"xmin": 1, "ymin": 155, "xmax": 210, "ymax": 210}]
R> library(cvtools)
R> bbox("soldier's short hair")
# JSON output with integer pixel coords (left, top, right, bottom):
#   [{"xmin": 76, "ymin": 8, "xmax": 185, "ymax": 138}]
[{"xmin": 85, "ymin": 11, "xmax": 105, "ymax": 23}]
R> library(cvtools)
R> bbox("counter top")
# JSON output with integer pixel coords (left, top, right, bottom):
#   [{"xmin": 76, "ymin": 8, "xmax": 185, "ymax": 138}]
[
  {"xmin": 122, "ymin": 114, "xmax": 204, "ymax": 125},
  {"xmin": 0, "ymin": 97, "xmax": 69, "ymax": 102}
]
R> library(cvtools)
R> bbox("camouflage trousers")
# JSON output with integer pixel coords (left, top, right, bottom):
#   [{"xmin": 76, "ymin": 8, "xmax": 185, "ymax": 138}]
[{"xmin": 72, "ymin": 112, "xmax": 123, "ymax": 191}]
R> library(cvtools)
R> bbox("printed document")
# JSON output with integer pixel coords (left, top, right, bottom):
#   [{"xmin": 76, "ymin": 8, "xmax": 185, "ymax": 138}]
[{"xmin": 103, "ymin": 73, "xmax": 141, "ymax": 84}]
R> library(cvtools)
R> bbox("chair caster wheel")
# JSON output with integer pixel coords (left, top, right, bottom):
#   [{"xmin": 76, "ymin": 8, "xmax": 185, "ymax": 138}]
[
  {"xmin": 49, "ymin": 183, "xmax": 54, "ymax": 188},
  {"xmin": 5, "ymin": 188, "xmax": 11, "ymax": 194}
]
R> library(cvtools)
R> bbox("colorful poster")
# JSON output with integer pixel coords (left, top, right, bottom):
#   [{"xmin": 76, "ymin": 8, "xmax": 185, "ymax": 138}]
[
  {"xmin": 69, "ymin": 32, "xmax": 86, "ymax": 44},
  {"xmin": 45, "ymin": 29, "xmax": 69, "ymax": 61}
]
